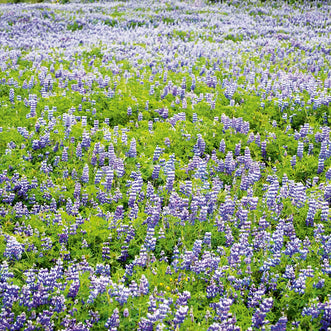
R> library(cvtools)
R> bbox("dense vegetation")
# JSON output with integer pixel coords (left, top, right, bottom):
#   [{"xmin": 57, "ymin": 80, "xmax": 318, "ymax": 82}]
[{"xmin": 0, "ymin": 0, "xmax": 330, "ymax": 330}]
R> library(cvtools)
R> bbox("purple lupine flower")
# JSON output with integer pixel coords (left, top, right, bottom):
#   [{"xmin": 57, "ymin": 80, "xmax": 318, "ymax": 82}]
[
  {"xmin": 88, "ymin": 310, "xmax": 100, "ymax": 325},
  {"xmin": 107, "ymin": 143, "xmax": 115, "ymax": 167},
  {"xmin": 123, "ymin": 308, "xmax": 129, "ymax": 318},
  {"xmin": 51, "ymin": 294, "xmax": 66, "ymax": 313},
  {"xmin": 0, "ymin": 261, "xmax": 13, "ymax": 284},
  {"xmin": 173, "ymin": 305, "xmax": 189, "ymax": 327},
  {"xmin": 148, "ymin": 294, "xmax": 157, "ymax": 313},
  {"xmin": 139, "ymin": 274, "xmax": 149, "ymax": 295},
  {"xmin": 104, "ymin": 167, "xmax": 114, "ymax": 192},
  {"xmin": 320, "ymin": 201, "xmax": 329, "ymax": 221},
  {"xmin": 91, "ymin": 152, "xmax": 98, "ymax": 166},
  {"xmin": 81, "ymin": 130, "xmax": 91, "ymax": 149},
  {"xmin": 115, "ymin": 157, "xmax": 125, "ymax": 177},
  {"xmin": 9, "ymin": 88, "xmax": 14, "ymax": 103},
  {"xmin": 252, "ymin": 297, "xmax": 273, "ymax": 328},
  {"xmin": 203, "ymin": 232, "xmax": 212, "ymax": 247},
  {"xmin": 4, "ymin": 236, "xmax": 24, "ymax": 260},
  {"xmin": 308, "ymin": 143, "xmax": 314, "ymax": 155},
  {"xmin": 197, "ymin": 135, "xmax": 205, "ymax": 155},
  {"xmin": 157, "ymin": 301, "xmax": 171, "ymax": 321},
  {"xmin": 318, "ymin": 158, "xmax": 325, "ymax": 174},
  {"xmin": 224, "ymin": 225, "xmax": 234, "ymax": 247},
  {"xmin": 129, "ymin": 280, "xmax": 139, "ymax": 297},
  {"xmin": 81, "ymin": 164, "xmax": 89, "ymax": 184},
  {"xmin": 235, "ymin": 141, "xmax": 241, "ymax": 156},
  {"xmin": 224, "ymin": 151, "xmax": 234, "ymax": 174},
  {"xmin": 2, "ymin": 283, "xmax": 20, "ymax": 310},
  {"xmin": 181, "ymin": 250, "xmax": 195, "ymax": 270},
  {"xmin": 144, "ymin": 227, "xmax": 156, "ymax": 251},
  {"xmin": 105, "ymin": 308, "xmax": 120, "ymax": 330},
  {"xmin": 271, "ymin": 316, "xmax": 287, "ymax": 331},
  {"xmin": 210, "ymin": 297, "xmax": 233, "ymax": 321},
  {"xmin": 266, "ymin": 180, "xmax": 279, "ymax": 208},
  {"xmin": 219, "ymin": 139, "xmax": 226, "ymax": 153},
  {"xmin": 166, "ymin": 170, "xmax": 175, "ymax": 192},
  {"xmin": 291, "ymin": 274, "xmax": 306, "ymax": 294},
  {"xmin": 115, "ymin": 285, "xmax": 131, "ymax": 305},
  {"xmin": 94, "ymin": 169, "xmax": 103, "ymax": 185},
  {"xmin": 164, "ymin": 137, "xmax": 171, "ymax": 147},
  {"xmin": 127, "ymin": 138, "xmax": 137, "ymax": 158},
  {"xmin": 102, "ymin": 241, "xmax": 111, "ymax": 261},
  {"xmin": 283, "ymin": 265, "xmax": 295, "ymax": 281},
  {"xmin": 320, "ymin": 141, "xmax": 328, "ymax": 160},
  {"xmin": 29, "ymin": 97, "xmax": 37, "ymax": 117},
  {"xmin": 325, "ymin": 167, "xmax": 331, "ymax": 180},
  {"xmin": 192, "ymin": 240, "xmax": 203, "ymax": 257},
  {"xmin": 138, "ymin": 317, "xmax": 154, "ymax": 331},
  {"xmin": 153, "ymin": 146, "xmax": 163, "ymax": 162},
  {"xmin": 320, "ymin": 299, "xmax": 331, "ymax": 330},
  {"xmin": 324, "ymin": 185, "xmax": 331, "ymax": 204},
  {"xmin": 261, "ymin": 140, "xmax": 267, "ymax": 158},
  {"xmin": 243, "ymin": 147, "xmax": 252, "ymax": 169},
  {"xmin": 255, "ymin": 133, "xmax": 261, "ymax": 147},
  {"xmin": 206, "ymin": 281, "xmax": 220, "ymax": 299},
  {"xmin": 12, "ymin": 312, "xmax": 27, "ymax": 330},
  {"xmin": 208, "ymin": 323, "xmax": 223, "ymax": 331},
  {"xmin": 152, "ymin": 165, "xmax": 160, "ymax": 180},
  {"xmin": 306, "ymin": 199, "xmax": 317, "ymax": 226},
  {"xmin": 297, "ymin": 141, "xmax": 304, "ymax": 159},
  {"xmin": 41, "ymin": 236, "xmax": 53, "ymax": 251}
]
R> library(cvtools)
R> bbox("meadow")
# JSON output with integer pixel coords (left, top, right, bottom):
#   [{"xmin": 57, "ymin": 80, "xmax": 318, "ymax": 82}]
[{"xmin": 0, "ymin": 0, "xmax": 330, "ymax": 329}]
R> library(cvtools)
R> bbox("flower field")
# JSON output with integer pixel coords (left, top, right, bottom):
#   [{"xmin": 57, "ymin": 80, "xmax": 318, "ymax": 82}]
[{"xmin": 0, "ymin": 0, "xmax": 330, "ymax": 329}]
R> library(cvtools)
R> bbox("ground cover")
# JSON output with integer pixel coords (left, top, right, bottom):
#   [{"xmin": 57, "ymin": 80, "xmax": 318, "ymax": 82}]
[{"xmin": 0, "ymin": 0, "xmax": 330, "ymax": 329}]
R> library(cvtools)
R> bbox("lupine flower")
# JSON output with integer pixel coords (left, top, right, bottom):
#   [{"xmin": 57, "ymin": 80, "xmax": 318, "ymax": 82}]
[
  {"xmin": 206, "ymin": 281, "xmax": 220, "ymax": 299},
  {"xmin": 266, "ymin": 180, "xmax": 279, "ymax": 208},
  {"xmin": 252, "ymin": 298, "xmax": 273, "ymax": 328},
  {"xmin": 105, "ymin": 308, "xmax": 120, "ymax": 330},
  {"xmin": 320, "ymin": 201, "xmax": 329, "ymax": 221},
  {"xmin": 318, "ymin": 158, "xmax": 325, "ymax": 174},
  {"xmin": 225, "ymin": 151, "xmax": 234, "ymax": 175},
  {"xmin": 144, "ymin": 227, "xmax": 156, "ymax": 251},
  {"xmin": 306, "ymin": 199, "xmax": 317, "ymax": 226},
  {"xmin": 153, "ymin": 146, "xmax": 163, "ymax": 162},
  {"xmin": 127, "ymin": 138, "xmax": 137, "ymax": 158},
  {"xmin": 139, "ymin": 274, "xmax": 149, "ymax": 295},
  {"xmin": 297, "ymin": 141, "xmax": 304, "ymax": 159},
  {"xmin": 210, "ymin": 297, "xmax": 233, "ymax": 321},
  {"xmin": 219, "ymin": 139, "xmax": 226, "ymax": 153},
  {"xmin": 81, "ymin": 164, "xmax": 89, "ymax": 183},
  {"xmin": 4, "ymin": 236, "xmax": 23, "ymax": 260},
  {"xmin": 114, "ymin": 284, "xmax": 131, "ymax": 305},
  {"xmin": 104, "ymin": 167, "xmax": 114, "ymax": 192},
  {"xmin": 173, "ymin": 305, "xmax": 189, "ymax": 327},
  {"xmin": 291, "ymin": 274, "xmax": 306, "ymax": 294},
  {"xmin": 51, "ymin": 294, "xmax": 66, "ymax": 313},
  {"xmin": 271, "ymin": 316, "xmax": 287, "ymax": 331}
]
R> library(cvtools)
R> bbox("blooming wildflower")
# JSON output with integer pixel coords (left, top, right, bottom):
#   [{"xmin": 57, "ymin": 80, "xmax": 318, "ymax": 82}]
[
  {"xmin": 173, "ymin": 305, "xmax": 189, "ymax": 327},
  {"xmin": 105, "ymin": 308, "xmax": 120, "ymax": 330},
  {"xmin": 4, "ymin": 236, "xmax": 23, "ymax": 261},
  {"xmin": 81, "ymin": 164, "xmax": 89, "ymax": 184}
]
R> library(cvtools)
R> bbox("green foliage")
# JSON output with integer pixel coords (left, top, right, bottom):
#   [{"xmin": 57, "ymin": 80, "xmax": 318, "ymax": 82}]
[
  {"xmin": 104, "ymin": 19, "xmax": 118, "ymax": 27},
  {"xmin": 67, "ymin": 21, "xmax": 83, "ymax": 31},
  {"xmin": 224, "ymin": 34, "xmax": 244, "ymax": 42}
]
